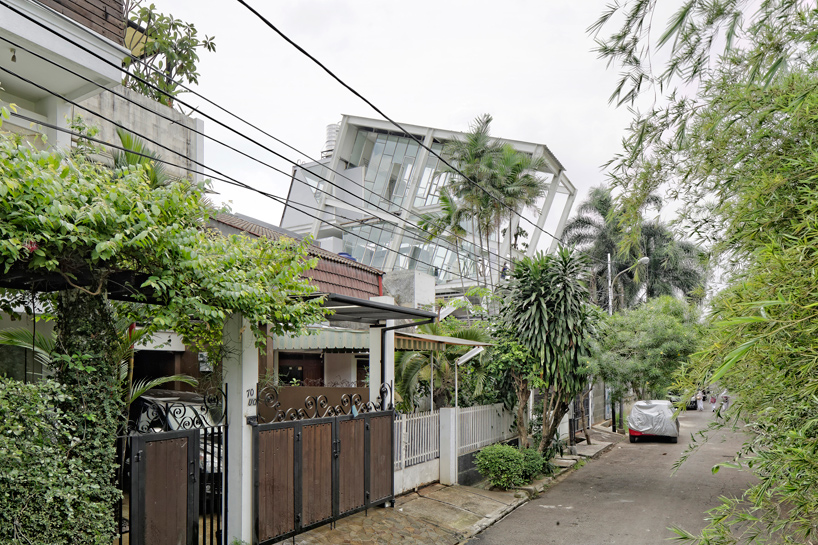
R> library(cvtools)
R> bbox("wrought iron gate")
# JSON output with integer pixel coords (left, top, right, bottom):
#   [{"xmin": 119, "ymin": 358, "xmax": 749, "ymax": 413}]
[{"xmin": 253, "ymin": 387, "xmax": 394, "ymax": 544}]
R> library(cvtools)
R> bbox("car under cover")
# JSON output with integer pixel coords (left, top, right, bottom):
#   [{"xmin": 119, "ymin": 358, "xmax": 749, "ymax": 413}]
[{"xmin": 627, "ymin": 400, "xmax": 679, "ymax": 437}]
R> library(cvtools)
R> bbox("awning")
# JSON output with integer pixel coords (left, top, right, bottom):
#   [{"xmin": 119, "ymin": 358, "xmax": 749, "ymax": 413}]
[
  {"xmin": 309, "ymin": 293, "xmax": 438, "ymax": 324},
  {"xmin": 394, "ymin": 332, "xmax": 493, "ymax": 351},
  {"xmin": 275, "ymin": 327, "xmax": 369, "ymax": 352}
]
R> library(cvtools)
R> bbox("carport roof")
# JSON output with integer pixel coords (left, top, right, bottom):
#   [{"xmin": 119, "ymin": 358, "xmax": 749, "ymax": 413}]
[{"xmin": 309, "ymin": 293, "xmax": 437, "ymax": 324}]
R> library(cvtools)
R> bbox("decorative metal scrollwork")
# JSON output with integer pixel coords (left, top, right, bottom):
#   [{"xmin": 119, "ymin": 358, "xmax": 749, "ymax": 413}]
[
  {"xmin": 256, "ymin": 384, "xmax": 392, "ymax": 424},
  {"xmin": 127, "ymin": 386, "xmax": 226, "ymax": 434}
]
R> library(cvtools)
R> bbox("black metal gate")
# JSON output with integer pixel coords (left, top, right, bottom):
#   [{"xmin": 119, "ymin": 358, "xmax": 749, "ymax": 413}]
[
  {"xmin": 116, "ymin": 386, "xmax": 227, "ymax": 545},
  {"xmin": 253, "ymin": 387, "xmax": 395, "ymax": 544}
]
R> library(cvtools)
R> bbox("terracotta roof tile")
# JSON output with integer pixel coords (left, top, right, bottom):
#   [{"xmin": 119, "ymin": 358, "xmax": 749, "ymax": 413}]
[{"xmin": 212, "ymin": 213, "xmax": 382, "ymax": 299}]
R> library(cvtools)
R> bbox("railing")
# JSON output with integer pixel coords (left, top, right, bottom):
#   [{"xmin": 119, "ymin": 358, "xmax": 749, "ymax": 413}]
[
  {"xmin": 458, "ymin": 403, "xmax": 515, "ymax": 455},
  {"xmin": 394, "ymin": 410, "xmax": 440, "ymax": 471}
]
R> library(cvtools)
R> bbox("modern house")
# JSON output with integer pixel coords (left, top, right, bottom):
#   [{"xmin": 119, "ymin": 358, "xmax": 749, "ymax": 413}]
[{"xmin": 280, "ymin": 114, "xmax": 578, "ymax": 297}]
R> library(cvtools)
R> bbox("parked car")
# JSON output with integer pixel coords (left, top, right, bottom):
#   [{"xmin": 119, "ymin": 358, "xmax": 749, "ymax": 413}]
[
  {"xmin": 628, "ymin": 400, "xmax": 680, "ymax": 443},
  {"xmin": 667, "ymin": 392, "xmax": 697, "ymax": 410},
  {"xmin": 128, "ymin": 389, "xmax": 224, "ymax": 511}
]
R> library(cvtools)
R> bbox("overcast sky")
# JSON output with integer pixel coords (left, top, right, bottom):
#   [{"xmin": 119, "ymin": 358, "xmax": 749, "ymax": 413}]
[{"xmin": 155, "ymin": 1, "xmax": 647, "ymax": 231}]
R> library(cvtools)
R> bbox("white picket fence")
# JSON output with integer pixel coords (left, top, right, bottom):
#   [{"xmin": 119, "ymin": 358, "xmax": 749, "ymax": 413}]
[
  {"xmin": 394, "ymin": 410, "xmax": 440, "ymax": 471},
  {"xmin": 458, "ymin": 403, "xmax": 515, "ymax": 455}
]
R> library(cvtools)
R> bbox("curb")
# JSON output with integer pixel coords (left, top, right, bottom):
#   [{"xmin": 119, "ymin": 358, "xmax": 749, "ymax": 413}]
[{"xmin": 457, "ymin": 443, "xmax": 616, "ymax": 543}]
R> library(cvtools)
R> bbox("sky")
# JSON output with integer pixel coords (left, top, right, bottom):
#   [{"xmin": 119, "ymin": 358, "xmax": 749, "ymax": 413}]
[{"xmin": 153, "ymin": 0, "xmax": 646, "ymax": 231}]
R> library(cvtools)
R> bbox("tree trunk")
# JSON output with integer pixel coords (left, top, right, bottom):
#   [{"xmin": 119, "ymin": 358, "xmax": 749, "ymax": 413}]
[
  {"xmin": 537, "ymin": 385, "xmax": 571, "ymax": 455},
  {"xmin": 578, "ymin": 386, "xmax": 592, "ymax": 445},
  {"xmin": 514, "ymin": 374, "xmax": 530, "ymax": 448},
  {"xmin": 56, "ymin": 287, "xmax": 121, "ymax": 543}
]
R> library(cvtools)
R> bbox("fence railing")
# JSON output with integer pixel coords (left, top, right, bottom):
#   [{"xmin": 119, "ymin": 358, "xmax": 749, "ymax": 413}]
[
  {"xmin": 394, "ymin": 410, "xmax": 440, "ymax": 471},
  {"xmin": 458, "ymin": 403, "xmax": 515, "ymax": 455}
]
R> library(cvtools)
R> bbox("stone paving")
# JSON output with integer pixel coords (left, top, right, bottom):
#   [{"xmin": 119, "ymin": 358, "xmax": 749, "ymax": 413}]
[{"xmin": 294, "ymin": 428, "xmax": 620, "ymax": 545}]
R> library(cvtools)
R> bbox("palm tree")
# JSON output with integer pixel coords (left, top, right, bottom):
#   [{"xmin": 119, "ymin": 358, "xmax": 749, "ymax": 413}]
[
  {"xmin": 638, "ymin": 221, "xmax": 707, "ymax": 303},
  {"xmin": 489, "ymin": 144, "xmax": 548, "ymax": 269},
  {"xmin": 418, "ymin": 187, "xmax": 469, "ymax": 294},
  {"xmin": 441, "ymin": 114, "xmax": 504, "ymax": 291},
  {"xmin": 562, "ymin": 186, "xmax": 663, "ymax": 311},
  {"xmin": 394, "ymin": 322, "xmax": 491, "ymax": 412}
]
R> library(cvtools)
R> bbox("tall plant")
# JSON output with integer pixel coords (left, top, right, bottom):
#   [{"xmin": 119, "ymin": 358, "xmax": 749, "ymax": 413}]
[{"xmin": 501, "ymin": 248, "xmax": 596, "ymax": 453}]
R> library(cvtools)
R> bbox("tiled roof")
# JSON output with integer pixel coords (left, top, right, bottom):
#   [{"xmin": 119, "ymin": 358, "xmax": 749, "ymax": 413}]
[{"xmin": 212, "ymin": 213, "xmax": 382, "ymax": 299}]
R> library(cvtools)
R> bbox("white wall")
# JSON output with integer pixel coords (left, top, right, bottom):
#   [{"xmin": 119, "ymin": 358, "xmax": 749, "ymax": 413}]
[{"xmin": 394, "ymin": 459, "xmax": 439, "ymax": 495}]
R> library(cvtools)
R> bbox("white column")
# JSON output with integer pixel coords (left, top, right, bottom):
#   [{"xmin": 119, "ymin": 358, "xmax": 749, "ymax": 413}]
[
  {"xmin": 41, "ymin": 96, "xmax": 71, "ymax": 149},
  {"xmin": 223, "ymin": 313, "xmax": 258, "ymax": 544},
  {"xmin": 368, "ymin": 296, "xmax": 396, "ymax": 407},
  {"xmin": 547, "ymin": 190, "xmax": 577, "ymax": 254},
  {"xmin": 439, "ymin": 407, "xmax": 458, "ymax": 485},
  {"xmin": 527, "ymin": 171, "xmax": 562, "ymax": 256}
]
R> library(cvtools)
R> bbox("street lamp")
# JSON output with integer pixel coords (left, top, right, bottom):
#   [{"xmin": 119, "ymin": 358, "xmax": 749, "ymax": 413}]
[
  {"xmin": 607, "ymin": 255, "xmax": 649, "ymax": 316},
  {"xmin": 606, "ymin": 254, "xmax": 649, "ymax": 432}
]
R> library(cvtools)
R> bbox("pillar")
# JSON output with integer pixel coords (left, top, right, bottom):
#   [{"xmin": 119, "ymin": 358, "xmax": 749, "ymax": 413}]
[
  {"xmin": 223, "ymin": 313, "xmax": 258, "ymax": 544},
  {"xmin": 439, "ymin": 407, "xmax": 458, "ymax": 485}
]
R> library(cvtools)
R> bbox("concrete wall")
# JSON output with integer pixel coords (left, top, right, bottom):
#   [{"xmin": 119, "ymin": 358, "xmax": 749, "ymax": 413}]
[
  {"xmin": 394, "ymin": 459, "xmax": 439, "ymax": 495},
  {"xmin": 76, "ymin": 86, "xmax": 203, "ymax": 181},
  {"xmin": 383, "ymin": 270, "xmax": 435, "ymax": 309}
]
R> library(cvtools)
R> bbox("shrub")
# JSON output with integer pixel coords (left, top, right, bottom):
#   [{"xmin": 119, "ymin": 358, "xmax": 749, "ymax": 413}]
[
  {"xmin": 520, "ymin": 448, "xmax": 545, "ymax": 481},
  {"xmin": 475, "ymin": 443, "xmax": 525, "ymax": 489},
  {"xmin": 0, "ymin": 378, "xmax": 118, "ymax": 544}
]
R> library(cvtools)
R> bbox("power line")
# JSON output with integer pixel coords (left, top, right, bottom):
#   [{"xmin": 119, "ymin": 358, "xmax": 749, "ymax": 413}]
[
  {"xmin": 5, "ymin": 106, "xmax": 492, "ymax": 287},
  {"xmin": 236, "ymin": 0, "xmax": 566, "ymax": 246},
  {"xmin": 0, "ymin": 11, "xmax": 512, "ymax": 275},
  {"xmin": 0, "ymin": 24, "xmax": 505, "ymax": 276}
]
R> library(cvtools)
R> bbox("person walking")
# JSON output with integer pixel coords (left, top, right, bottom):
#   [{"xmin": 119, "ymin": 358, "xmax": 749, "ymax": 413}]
[
  {"xmin": 696, "ymin": 390, "xmax": 704, "ymax": 411},
  {"xmin": 710, "ymin": 392, "xmax": 717, "ymax": 412},
  {"xmin": 721, "ymin": 390, "xmax": 730, "ymax": 412}
]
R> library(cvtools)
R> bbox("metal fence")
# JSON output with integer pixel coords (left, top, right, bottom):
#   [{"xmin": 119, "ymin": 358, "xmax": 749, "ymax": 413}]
[
  {"xmin": 458, "ymin": 403, "xmax": 515, "ymax": 455},
  {"xmin": 394, "ymin": 409, "xmax": 440, "ymax": 471}
]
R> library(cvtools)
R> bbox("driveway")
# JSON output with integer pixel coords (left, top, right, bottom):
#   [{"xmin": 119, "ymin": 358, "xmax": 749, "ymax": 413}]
[{"xmin": 468, "ymin": 409, "xmax": 756, "ymax": 544}]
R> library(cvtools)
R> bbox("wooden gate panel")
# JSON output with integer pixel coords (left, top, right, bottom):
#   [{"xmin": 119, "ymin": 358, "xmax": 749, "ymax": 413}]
[
  {"xmin": 301, "ymin": 422, "xmax": 332, "ymax": 527},
  {"xmin": 338, "ymin": 418, "xmax": 365, "ymax": 514},
  {"xmin": 131, "ymin": 429, "xmax": 199, "ymax": 545},
  {"xmin": 257, "ymin": 427, "xmax": 295, "ymax": 542},
  {"xmin": 368, "ymin": 415, "xmax": 392, "ymax": 504}
]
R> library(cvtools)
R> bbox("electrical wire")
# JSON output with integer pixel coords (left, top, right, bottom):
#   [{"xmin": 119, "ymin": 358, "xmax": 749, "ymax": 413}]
[
  {"xmin": 0, "ymin": 16, "xmax": 514, "ymax": 275},
  {"xmin": 5, "ymin": 108, "xmax": 494, "ymax": 287},
  {"xmin": 235, "ymin": 0, "xmax": 566, "ymax": 246},
  {"xmin": 0, "ymin": 27, "xmax": 515, "ymax": 275}
]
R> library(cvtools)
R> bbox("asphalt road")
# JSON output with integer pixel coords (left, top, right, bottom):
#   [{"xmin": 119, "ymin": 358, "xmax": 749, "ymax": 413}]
[{"xmin": 467, "ymin": 408, "xmax": 756, "ymax": 545}]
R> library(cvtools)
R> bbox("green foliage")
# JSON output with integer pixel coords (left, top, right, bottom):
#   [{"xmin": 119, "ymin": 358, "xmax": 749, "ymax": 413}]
[
  {"xmin": 0, "ymin": 378, "xmax": 117, "ymax": 544},
  {"xmin": 474, "ymin": 443, "xmax": 525, "ymax": 489},
  {"xmin": 394, "ymin": 320, "xmax": 491, "ymax": 411},
  {"xmin": 588, "ymin": 296, "xmax": 702, "ymax": 401},
  {"xmin": 594, "ymin": 3, "xmax": 818, "ymax": 542},
  {"xmin": 519, "ymin": 448, "xmax": 545, "ymax": 482},
  {"xmin": 0, "ymin": 132, "xmax": 325, "ymax": 354},
  {"xmin": 123, "ymin": 2, "xmax": 216, "ymax": 108},
  {"xmin": 502, "ymin": 248, "xmax": 597, "ymax": 452},
  {"xmin": 483, "ymin": 327, "xmax": 540, "ymax": 446}
]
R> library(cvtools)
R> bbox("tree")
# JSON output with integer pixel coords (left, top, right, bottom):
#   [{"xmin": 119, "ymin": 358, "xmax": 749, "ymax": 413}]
[
  {"xmin": 638, "ymin": 220, "xmax": 706, "ymax": 304},
  {"xmin": 0, "ymin": 119, "xmax": 324, "ymax": 542},
  {"xmin": 593, "ymin": 2, "xmax": 818, "ymax": 542},
  {"xmin": 483, "ymin": 328, "xmax": 541, "ymax": 448},
  {"xmin": 442, "ymin": 114, "xmax": 504, "ymax": 291},
  {"xmin": 122, "ymin": 1, "xmax": 216, "ymax": 109},
  {"xmin": 501, "ymin": 248, "xmax": 596, "ymax": 453},
  {"xmin": 394, "ymin": 321, "xmax": 491, "ymax": 411},
  {"xmin": 418, "ymin": 187, "xmax": 469, "ymax": 295},
  {"xmin": 587, "ymin": 296, "xmax": 701, "ymax": 402}
]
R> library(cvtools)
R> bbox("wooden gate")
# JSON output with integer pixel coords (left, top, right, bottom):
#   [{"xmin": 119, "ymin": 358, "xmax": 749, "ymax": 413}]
[
  {"xmin": 130, "ymin": 429, "xmax": 200, "ymax": 545},
  {"xmin": 253, "ymin": 392, "xmax": 394, "ymax": 544}
]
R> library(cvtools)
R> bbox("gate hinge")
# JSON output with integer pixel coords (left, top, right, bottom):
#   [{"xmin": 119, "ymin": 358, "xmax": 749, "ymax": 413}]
[
  {"xmin": 134, "ymin": 450, "xmax": 142, "ymax": 463},
  {"xmin": 246, "ymin": 415, "xmax": 258, "ymax": 426}
]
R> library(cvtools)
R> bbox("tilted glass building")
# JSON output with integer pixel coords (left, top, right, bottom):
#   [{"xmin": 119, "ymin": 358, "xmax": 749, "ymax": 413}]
[{"xmin": 280, "ymin": 115, "xmax": 577, "ymax": 296}]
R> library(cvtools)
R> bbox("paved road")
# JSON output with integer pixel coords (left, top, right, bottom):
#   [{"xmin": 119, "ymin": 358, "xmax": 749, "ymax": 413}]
[{"xmin": 468, "ymin": 409, "xmax": 756, "ymax": 545}]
